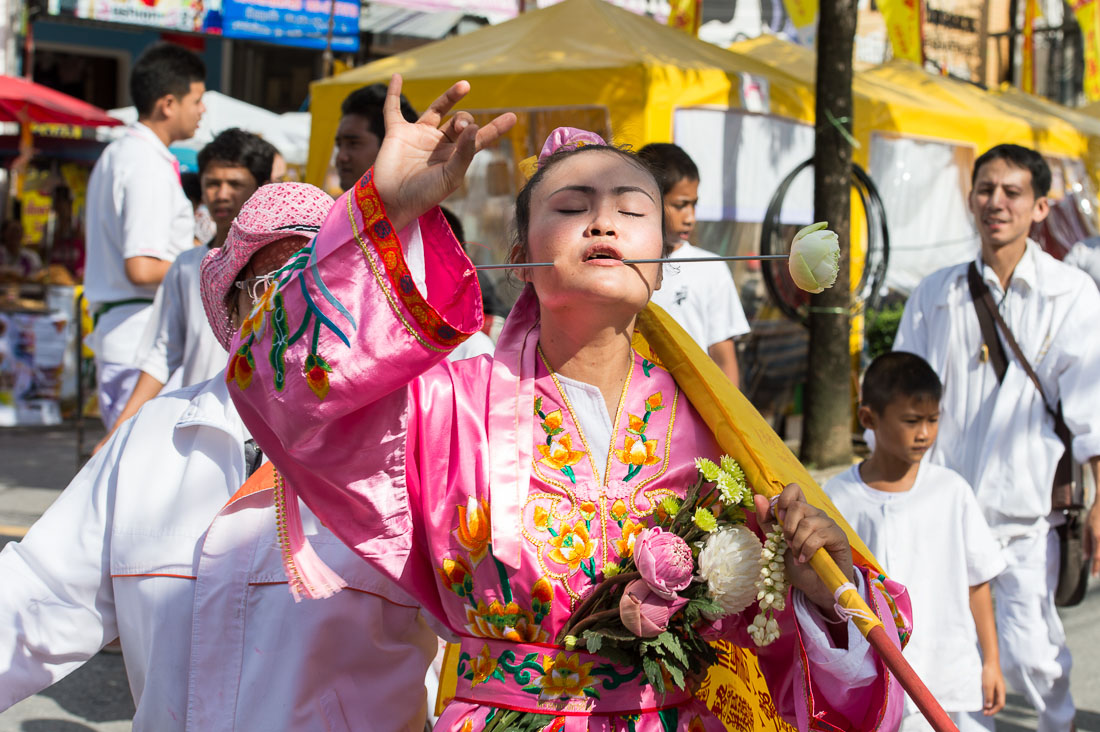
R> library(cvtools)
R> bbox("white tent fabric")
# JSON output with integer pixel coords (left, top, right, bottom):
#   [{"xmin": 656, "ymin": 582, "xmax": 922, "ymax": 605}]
[
  {"xmin": 868, "ymin": 134, "xmax": 978, "ymax": 295},
  {"xmin": 106, "ymin": 91, "xmax": 311, "ymax": 166}
]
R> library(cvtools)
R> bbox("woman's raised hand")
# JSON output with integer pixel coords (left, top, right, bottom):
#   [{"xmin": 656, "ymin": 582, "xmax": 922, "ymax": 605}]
[{"xmin": 372, "ymin": 75, "xmax": 516, "ymax": 233}]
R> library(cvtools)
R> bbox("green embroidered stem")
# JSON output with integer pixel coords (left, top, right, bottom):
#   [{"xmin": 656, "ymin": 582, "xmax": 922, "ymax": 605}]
[
  {"xmin": 489, "ymin": 546, "xmax": 514, "ymax": 604},
  {"xmin": 498, "ymin": 650, "xmax": 545, "ymax": 685},
  {"xmin": 310, "ymin": 318, "xmax": 321, "ymax": 353},
  {"xmin": 594, "ymin": 664, "xmax": 643, "ymax": 690}
]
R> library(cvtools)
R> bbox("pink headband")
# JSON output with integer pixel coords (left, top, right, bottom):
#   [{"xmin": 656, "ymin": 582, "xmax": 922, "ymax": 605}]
[{"xmin": 518, "ymin": 126, "xmax": 608, "ymax": 179}]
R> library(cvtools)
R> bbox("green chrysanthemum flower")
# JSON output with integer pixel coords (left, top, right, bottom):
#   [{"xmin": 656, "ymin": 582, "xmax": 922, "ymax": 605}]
[{"xmin": 693, "ymin": 507, "xmax": 718, "ymax": 532}]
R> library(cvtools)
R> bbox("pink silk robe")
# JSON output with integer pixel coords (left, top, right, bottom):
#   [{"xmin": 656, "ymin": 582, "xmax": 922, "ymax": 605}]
[{"xmin": 227, "ymin": 172, "xmax": 907, "ymax": 732}]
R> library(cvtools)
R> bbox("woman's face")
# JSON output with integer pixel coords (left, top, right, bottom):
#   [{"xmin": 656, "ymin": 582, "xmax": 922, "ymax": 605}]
[{"xmin": 523, "ymin": 151, "xmax": 664, "ymax": 316}]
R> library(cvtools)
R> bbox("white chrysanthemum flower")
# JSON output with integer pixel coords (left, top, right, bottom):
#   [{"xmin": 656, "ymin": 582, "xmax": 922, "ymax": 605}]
[{"xmin": 697, "ymin": 526, "xmax": 763, "ymax": 617}]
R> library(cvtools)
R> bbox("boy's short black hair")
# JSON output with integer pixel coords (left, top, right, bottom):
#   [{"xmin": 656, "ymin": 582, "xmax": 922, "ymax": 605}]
[
  {"xmin": 340, "ymin": 84, "xmax": 418, "ymax": 140},
  {"xmin": 130, "ymin": 42, "xmax": 206, "ymax": 117},
  {"xmin": 861, "ymin": 351, "xmax": 942, "ymax": 415},
  {"xmin": 197, "ymin": 128, "xmax": 277, "ymax": 186},
  {"xmin": 972, "ymin": 144, "xmax": 1051, "ymax": 199},
  {"xmin": 637, "ymin": 143, "xmax": 700, "ymax": 197}
]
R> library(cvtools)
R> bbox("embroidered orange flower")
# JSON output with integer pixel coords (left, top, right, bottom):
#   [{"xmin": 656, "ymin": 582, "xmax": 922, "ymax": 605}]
[
  {"xmin": 615, "ymin": 519, "xmax": 645, "ymax": 558},
  {"xmin": 533, "ymin": 505, "xmax": 551, "ymax": 531},
  {"xmin": 531, "ymin": 576, "xmax": 554, "ymax": 620},
  {"xmin": 578, "ymin": 500, "xmax": 597, "ymax": 521},
  {"xmin": 438, "ymin": 556, "xmax": 474, "ymax": 598},
  {"xmin": 537, "ymin": 434, "xmax": 586, "ymax": 471},
  {"xmin": 303, "ymin": 354, "xmax": 332, "ymax": 401},
  {"xmin": 239, "ymin": 281, "xmax": 278, "ymax": 340},
  {"xmin": 470, "ymin": 644, "xmax": 498, "ymax": 687},
  {"xmin": 614, "ymin": 435, "xmax": 660, "ymax": 467},
  {"xmin": 226, "ymin": 346, "xmax": 254, "ymax": 390},
  {"xmin": 645, "ymin": 392, "xmax": 664, "ymax": 412},
  {"xmin": 465, "ymin": 599, "xmax": 549, "ymax": 643},
  {"xmin": 548, "ymin": 520, "xmax": 596, "ymax": 571},
  {"xmin": 627, "ymin": 413, "xmax": 647, "ymax": 434},
  {"xmin": 456, "ymin": 496, "xmax": 491, "ymax": 565},
  {"xmin": 609, "ymin": 499, "xmax": 630, "ymax": 522},
  {"xmin": 537, "ymin": 652, "xmax": 598, "ymax": 701}
]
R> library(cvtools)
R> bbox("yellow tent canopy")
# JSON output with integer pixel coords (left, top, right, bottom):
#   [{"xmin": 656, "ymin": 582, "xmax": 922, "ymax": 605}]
[
  {"xmin": 308, "ymin": 0, "xmax": 803, "ymax": 184},
  {"xmin": 728, "ymin": 36, "xmax": 1099, "ymax": 173}
]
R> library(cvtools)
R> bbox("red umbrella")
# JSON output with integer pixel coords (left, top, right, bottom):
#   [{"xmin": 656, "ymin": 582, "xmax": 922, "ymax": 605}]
[{"xmin": 0, "ymin": 75, "xmax": 122, "ymax": 127}]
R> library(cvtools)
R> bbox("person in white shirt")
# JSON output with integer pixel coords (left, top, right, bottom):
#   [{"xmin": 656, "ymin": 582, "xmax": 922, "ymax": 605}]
[
  {"xmin": 639, "ymin": 143, "xmax": 749, "ymax": 386},
  {"xmin": 895, "ymin": 144, "xmax": 1100, "ymax": 732},
  {"xmin": 98, "ymin": 129, "xmax": 277, "ymax": 449},
  {"xmin": 83, "ymin": 43, "xmax": 206, "ymax": 428},
  {"xmin": 0, "ymin": 182, "xmax": 440, "ymax": 731},
  {"xmin": 825, "ymin": 352, "xmax": 1006, "ymax": 732}
]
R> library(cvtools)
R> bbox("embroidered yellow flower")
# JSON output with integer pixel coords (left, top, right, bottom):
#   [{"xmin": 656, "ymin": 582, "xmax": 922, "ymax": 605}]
[
  {"xmin": 609, "ymin": 499, "xmax": 630, "ymax": 522},
  {"xmin": 533, "ymin": 505, "xmax": 551, "ymax": 531},
  {"xmin": 627, "ymin": 414, "xmax": 647, "ymax": 433},
  {"xmin": 537, "ymin": 434, "xmax": 586, "ymax": 471},
  {"xmin": 438, "ymin": 555, "xmax": 474, "ymax": 598},
  {"xmin": 578, "ymin": 500, "xmax": 597, "ymax": 521},
  {"xmin": 465, "ymin": 600, "xmax": 549, "ymax": 643},
  {"xmin": 456, "ymin": 497, "xmax": 491, "ymax": 565},
  {"xmin": 548, "ymin": 520, "xmax": 596, "ymax": 571},
  {"xmin": 543, "ymin": 409, "xmax": 564, "ymax": 431},
  {"xmin": 645, "ymin": 392, "xmax": 664, "ymax": 411},
  {"xmin": 614, "ymin": 519, "xmax": 645, "ymax": 558},
  {"xmin": 537, "ymin": 652, "xmax": 597, "ymax": 701},
  {"xmin": 614, "ymin": 435, "xmax": 660, "ymax": 467},
  {"xmin": 470, "ymin": 644, "xmax": 498, "ymax": 687}
]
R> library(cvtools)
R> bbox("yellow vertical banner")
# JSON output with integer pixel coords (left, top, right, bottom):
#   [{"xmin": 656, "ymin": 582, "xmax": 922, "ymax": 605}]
[
  {"xmin": 1076, "ymin": 0, "xmax": 1100, "ymax": 100},
  {"xmin": 879, "ymin": 0, "xmax": 924, "ymax": 64},
  {"xmin": 1022, "ymin": 0, "xmax": 1040, "ymax": 93},
  {"xmin": 667, "ymin": 0, "xmax": 701, "ymax": 36},
  {"xmin": 781, "ymin": 0, "xmax": 817, "ymax": 30}
]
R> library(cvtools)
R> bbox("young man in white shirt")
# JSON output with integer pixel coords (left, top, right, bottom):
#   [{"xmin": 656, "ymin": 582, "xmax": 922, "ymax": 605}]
[
  {"xmin": 0, "ymin": 183, "xmax": 440, "ymax": 731},
  {"xmin": 639, "ymin": 143, "xmax": 750, "ymax": 386},
  {"xmin": 334, "ymin": 83, "xmax": 417, "ymax": 193},
  {"xmin": 83, "ymin": 43, "xmax": 206, "ymax": 427},
  {"xmin": 97, "ymin": 129, "xmax": 277, "ymax": 449},
  {"xmin": 894, "ymin": 144, "xmax": 1100, "ymax": 732}
]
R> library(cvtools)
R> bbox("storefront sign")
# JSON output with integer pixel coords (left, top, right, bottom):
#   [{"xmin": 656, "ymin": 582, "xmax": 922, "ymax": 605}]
[
  {"xmin": 879, "ymin": 0, "xmax": 924, "ymax": 64},
  {"xmin": 67, "ymin": 0, "xmax": 218, "ymax": 34},
  {"xmin": 221, "ymin": 0, "xmax": 360, "ymax": 52}
]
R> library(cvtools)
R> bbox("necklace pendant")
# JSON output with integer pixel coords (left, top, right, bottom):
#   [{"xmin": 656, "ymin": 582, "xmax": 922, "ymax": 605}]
[{"xmin": 979, "ymin": 343, "xmax": 989, "ymax": 363}]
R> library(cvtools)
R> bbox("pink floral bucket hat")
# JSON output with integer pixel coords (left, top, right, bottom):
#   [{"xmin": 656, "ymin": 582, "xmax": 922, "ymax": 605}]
[{"xmin": 201, "ymin": 182, "xmax": 334, "ymax": 350}]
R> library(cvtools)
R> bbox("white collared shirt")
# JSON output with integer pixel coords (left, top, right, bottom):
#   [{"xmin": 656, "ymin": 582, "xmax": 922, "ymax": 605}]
[
  {"xmin": 894, "ymin": 241, "xmax": 1100, "ymax": 538},
  {"xmin": 135, "ymin": 245, "xmax": 228, "ymax": 389},
  {"xmin": 825, "ymin": 463, "xmax": 1006, "ymax": 712},
  {"xmin": 0, "ymin": 377, "xmax": 438, "ymax": 731},
  {"xmin": 84, "ymin": 123, "xmax": 194, "ymax": 363},
  {"xmin": 649, "ymin": 243, "xmax": 750, "ymax": 350}
]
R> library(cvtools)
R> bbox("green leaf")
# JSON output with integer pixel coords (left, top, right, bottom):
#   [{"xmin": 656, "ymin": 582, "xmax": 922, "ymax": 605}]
[
  {"xmin": 642, "ymin": 656, "xmax": 664, "ymax": 694},
  {"xmin": 583, "ymin": 687, "xmax": 601, "ymax": 700},
  {"xmin": 657, "ymin": 632, "xmax": 689, "ymax": 667},
  {"xmin": 663, "ymin": 660, "xmax": 685, "ymax": 691},
  {"xmin": 582, "ymin": 630, "xmax": 603, "ymax": 654}
]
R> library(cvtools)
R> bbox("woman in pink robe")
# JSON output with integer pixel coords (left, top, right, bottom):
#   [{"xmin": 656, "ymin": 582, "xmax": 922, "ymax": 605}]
[{"xmin": 226, "ymin": 78, "xmax": 908, "ymax": 732}]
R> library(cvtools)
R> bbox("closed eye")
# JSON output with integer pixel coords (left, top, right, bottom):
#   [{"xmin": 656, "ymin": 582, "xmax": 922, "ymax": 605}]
[{"xmin": 620, "ymin": 211, "xmax": 644, "ymax": 218}]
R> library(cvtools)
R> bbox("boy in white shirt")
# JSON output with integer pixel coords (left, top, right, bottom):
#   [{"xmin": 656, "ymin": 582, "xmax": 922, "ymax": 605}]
[
  {"xmin": 825, "ymin": 352, "xmax": 1007, "ymax": 732},
  {"xmin": 639, "ymin": 143, "xmax": 750, "ymax": 386}
]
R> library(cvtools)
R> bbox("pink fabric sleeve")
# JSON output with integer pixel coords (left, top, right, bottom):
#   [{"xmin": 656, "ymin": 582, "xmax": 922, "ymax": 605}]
[
  {"xmin": 226, "ymin": 171, "xmax": 483, "ymax": 599},
  {"xmin": 704, "ymin": 566, "xmax": 908, "ymax": 731}
]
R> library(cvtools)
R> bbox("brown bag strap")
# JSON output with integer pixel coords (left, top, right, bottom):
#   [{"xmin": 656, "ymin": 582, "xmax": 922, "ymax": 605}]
[
  {"xmin": 966, "ymin": 261, "xmax": 1070, "ymax": 436},
  {"xmin": 966, "ymin": 263, "xmax": 1009, "ymax": 383}
]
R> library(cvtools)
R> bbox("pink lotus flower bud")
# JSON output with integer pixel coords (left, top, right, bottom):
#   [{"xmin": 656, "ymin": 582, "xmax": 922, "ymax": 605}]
[
  {"xmin": 633, "ymin": 527, "xmax": 694, "ymax": 600},
  {"xmin": 619, "ymin": 579, "xmax": 689, "ymax": 638}
]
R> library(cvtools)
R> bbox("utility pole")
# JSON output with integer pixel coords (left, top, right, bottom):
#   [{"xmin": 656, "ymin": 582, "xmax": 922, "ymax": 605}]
[
  {"xmin": 800, "ymin": 0, "xmax": 856, "ymax": 468},
  {"xmin": 321, "ymin": 0, "xmax": 337, "ymax": 78}
]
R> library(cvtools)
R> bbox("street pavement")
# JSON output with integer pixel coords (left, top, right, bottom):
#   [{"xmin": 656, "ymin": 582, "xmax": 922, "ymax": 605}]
[{"xmin": 0, "ymin": 422, "xmax": 1097, "ymax": 731}]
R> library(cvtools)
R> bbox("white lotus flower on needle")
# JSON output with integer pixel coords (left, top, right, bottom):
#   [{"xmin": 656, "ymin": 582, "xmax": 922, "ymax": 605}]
[{"xmin": 788, "ymin": 222, "xmax": 840, "ymax": 294}]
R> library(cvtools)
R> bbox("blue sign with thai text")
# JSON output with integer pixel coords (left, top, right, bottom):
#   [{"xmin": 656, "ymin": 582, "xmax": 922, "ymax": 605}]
[{"xmin": 221, "ymin": 0, "xmax": 360, "ymax": 52}]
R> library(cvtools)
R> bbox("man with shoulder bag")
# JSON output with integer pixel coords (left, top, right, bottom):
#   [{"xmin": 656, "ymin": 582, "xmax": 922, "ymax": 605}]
[{"xmin": 895, "ymin": 144, "xmax": 1100, "ymax": 732}]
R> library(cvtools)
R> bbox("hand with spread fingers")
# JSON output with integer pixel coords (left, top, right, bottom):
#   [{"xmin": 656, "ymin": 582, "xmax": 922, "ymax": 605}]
[
  {"xmin": 754, "ymin": 483, "xmax": 857, "ymax": 618},
  {"xmin": 372, "ymin": 74, "xmax": 516, "ymax": 233}
]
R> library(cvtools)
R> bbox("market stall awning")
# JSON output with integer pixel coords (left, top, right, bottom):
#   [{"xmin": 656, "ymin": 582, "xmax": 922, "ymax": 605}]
[{"xmin": 0, "ymin": 75, "xmax": 121, "ymax": 127}]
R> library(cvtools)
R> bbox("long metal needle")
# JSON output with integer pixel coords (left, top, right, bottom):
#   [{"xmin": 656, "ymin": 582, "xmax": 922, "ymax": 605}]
[{"xmin": 474, "ymin": 254, "xmax": 789, "ymax": 270}]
